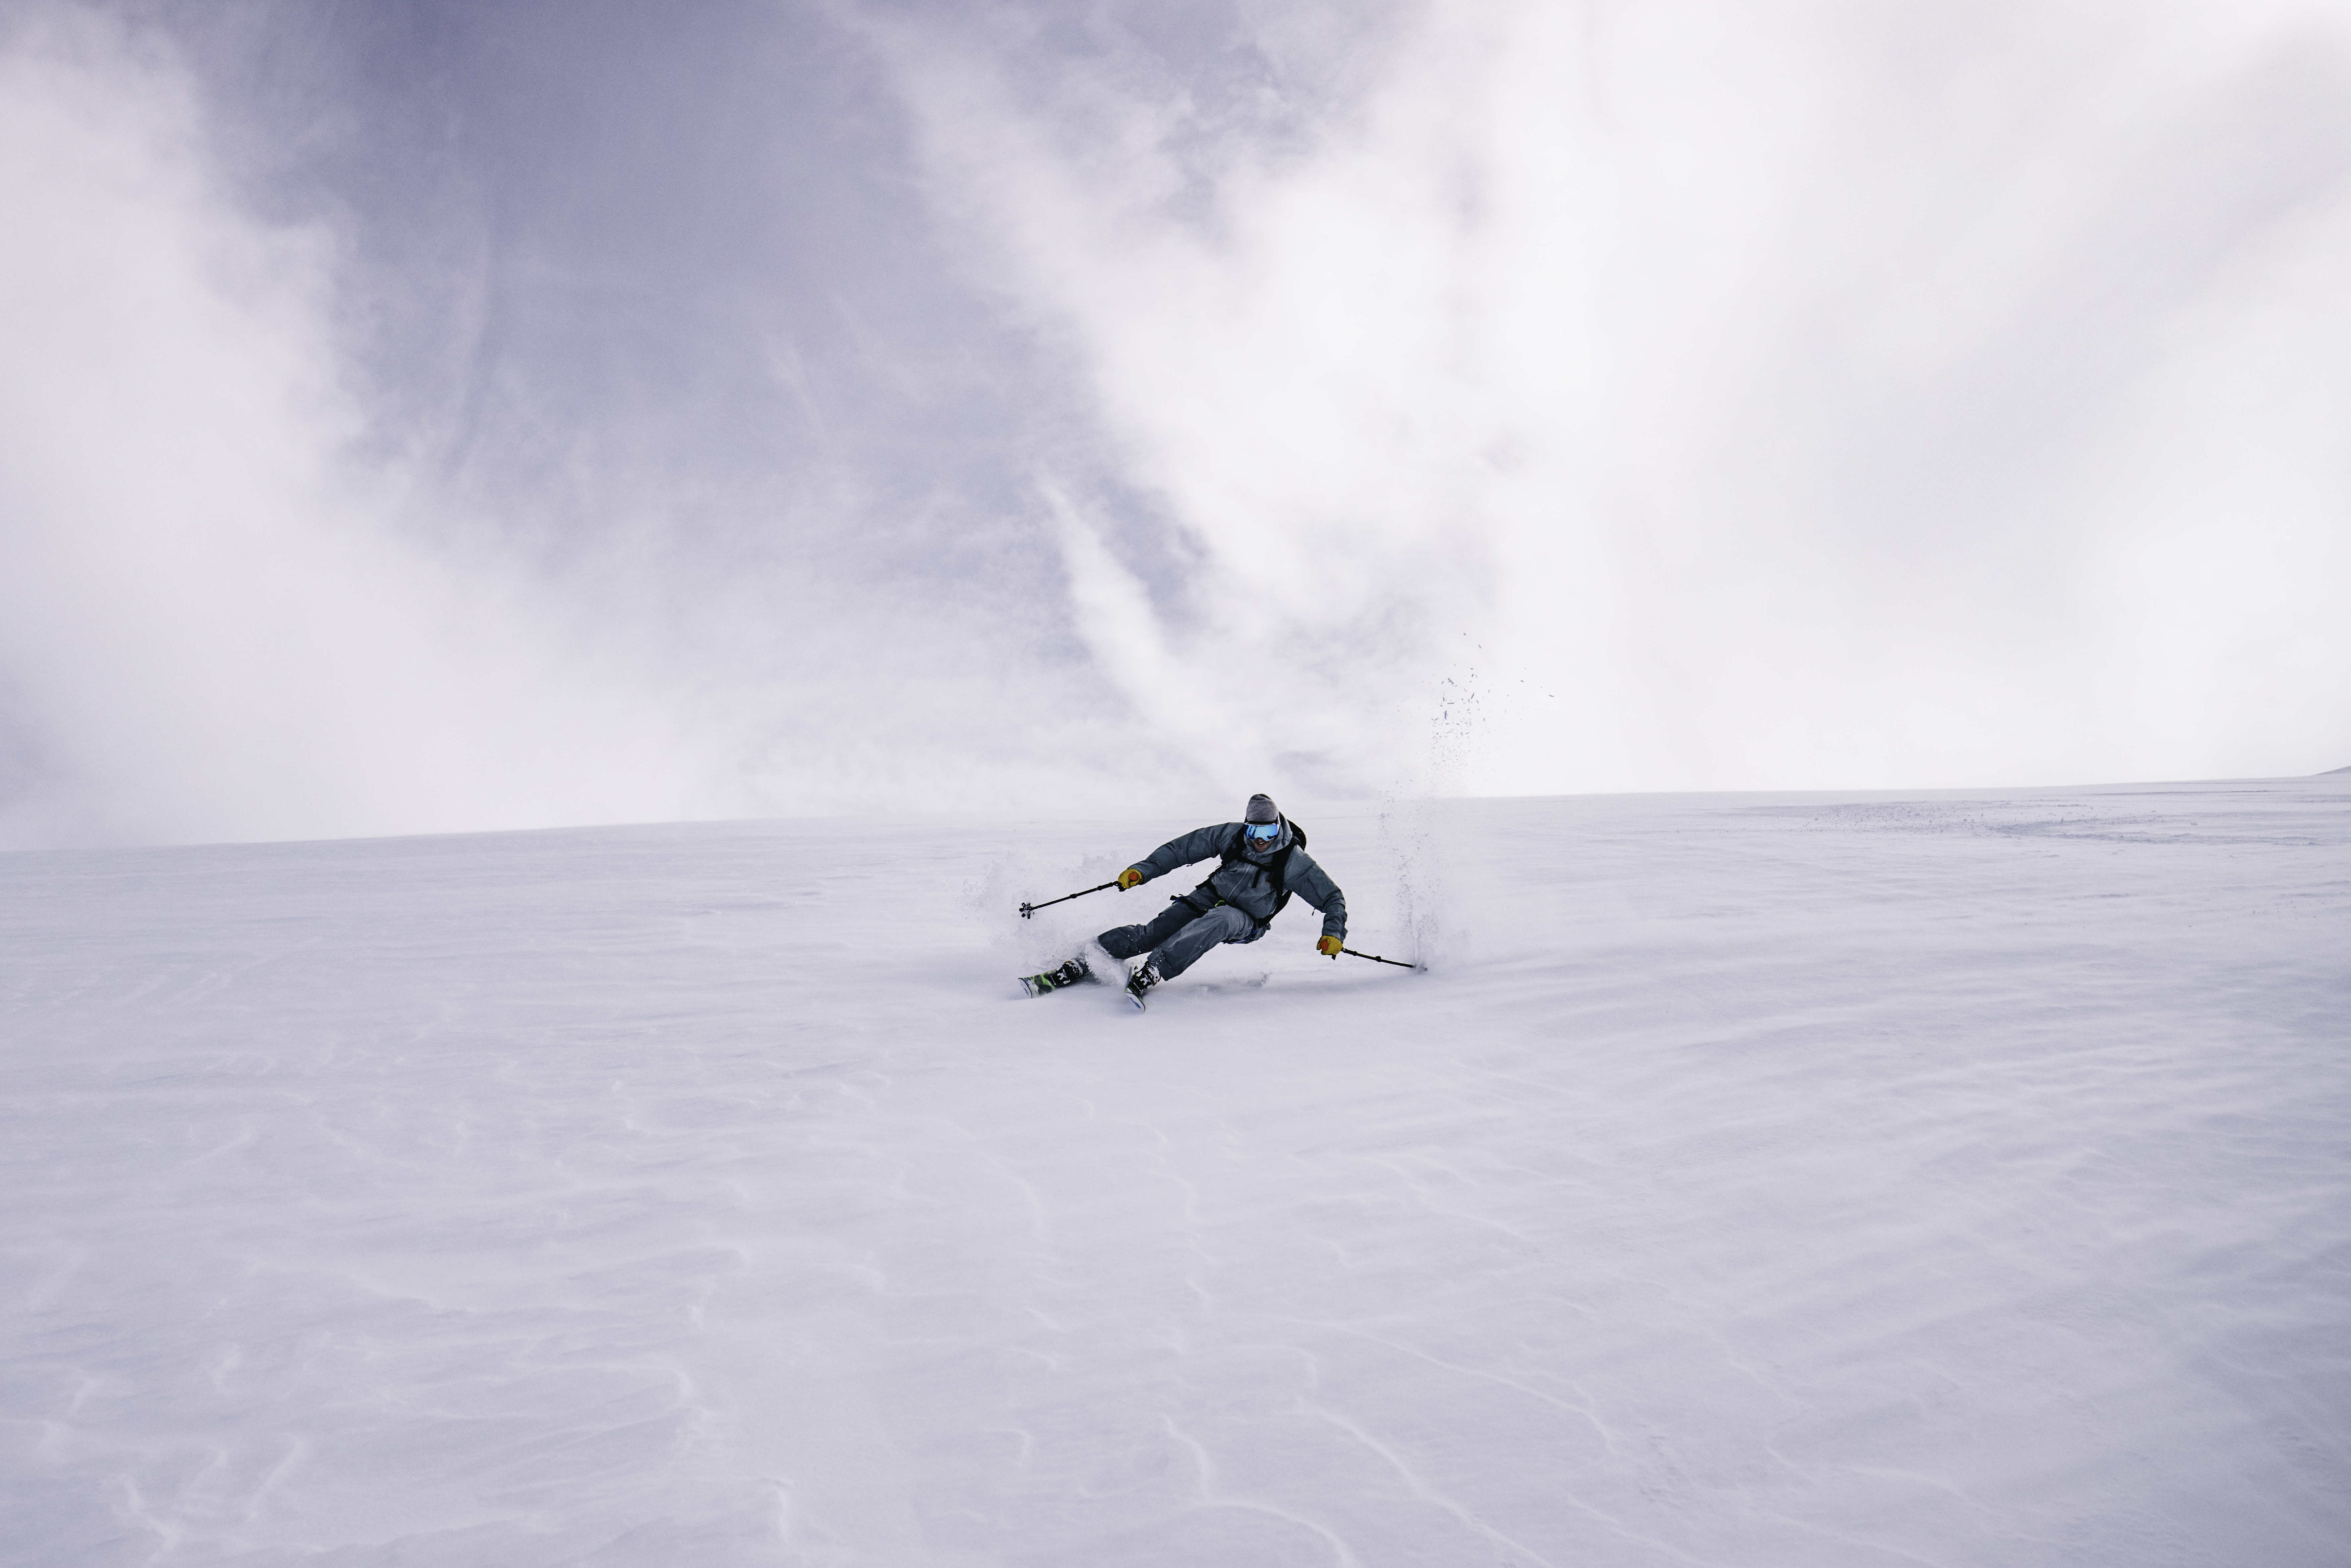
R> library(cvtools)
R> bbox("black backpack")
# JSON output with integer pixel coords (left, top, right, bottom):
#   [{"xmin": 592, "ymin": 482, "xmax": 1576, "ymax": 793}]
[{"xmin": 1190, "ymin": 819, "xmax": 1307, "ymax": 928}]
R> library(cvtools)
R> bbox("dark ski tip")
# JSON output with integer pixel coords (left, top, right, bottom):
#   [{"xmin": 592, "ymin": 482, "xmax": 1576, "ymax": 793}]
[{"xmin": 1019, "ymin": 955, "xmax": 1095, "ymax": 998}]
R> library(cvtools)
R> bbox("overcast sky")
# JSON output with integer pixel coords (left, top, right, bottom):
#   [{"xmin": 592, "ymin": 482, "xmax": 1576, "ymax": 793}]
[{"xmin": 3, "ymin": 0, "xmax": 2346, "ymax": 847}]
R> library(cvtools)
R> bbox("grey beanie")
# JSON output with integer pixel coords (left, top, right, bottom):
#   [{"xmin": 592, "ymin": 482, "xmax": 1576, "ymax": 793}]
[{"xmin": 1244, "ymin": 793, "xmax": 1280, "ymax": 825}]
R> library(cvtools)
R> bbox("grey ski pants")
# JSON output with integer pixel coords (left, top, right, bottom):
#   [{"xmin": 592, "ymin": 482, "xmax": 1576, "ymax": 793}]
[{"xmin": 1098, "ymin": 899, "xmax": 1262, "ymax": 979}]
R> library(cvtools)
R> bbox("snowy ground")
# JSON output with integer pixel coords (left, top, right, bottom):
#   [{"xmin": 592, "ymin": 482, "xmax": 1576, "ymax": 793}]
[{"xmin": 2, "ymin": 776, "xmax": 2345, "ymax": 1566}]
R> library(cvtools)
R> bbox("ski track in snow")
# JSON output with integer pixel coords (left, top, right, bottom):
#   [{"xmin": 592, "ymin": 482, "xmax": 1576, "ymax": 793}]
[{"xmin": 1, "ymin": 778, "xmax": 2346, "ymax": 1566}]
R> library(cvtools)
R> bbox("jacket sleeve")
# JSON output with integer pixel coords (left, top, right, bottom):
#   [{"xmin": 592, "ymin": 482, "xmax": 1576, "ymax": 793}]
[
  {"xmin": 1131, "ymin": 823, "xmax": 1237, "ymax": 883},
  {"xmin": 1288, "ymin": 853, "xmax": 1348, "ymax": 940}
]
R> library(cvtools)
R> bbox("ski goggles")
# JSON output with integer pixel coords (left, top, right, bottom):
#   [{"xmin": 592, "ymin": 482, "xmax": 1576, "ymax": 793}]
[{"xmin": 1242, "ymin": 820, "xmax": 1282, "ymax": 844}]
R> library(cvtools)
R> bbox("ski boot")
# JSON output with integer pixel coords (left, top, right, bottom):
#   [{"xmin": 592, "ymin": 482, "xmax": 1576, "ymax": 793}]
[
  {"xmin": 1124, "ymin": 960, "xmax": 1162, "ymax": 1011},
  {"xmin": 1019, "ymin": 954, "xmax": 1094, "ymax": 998}
]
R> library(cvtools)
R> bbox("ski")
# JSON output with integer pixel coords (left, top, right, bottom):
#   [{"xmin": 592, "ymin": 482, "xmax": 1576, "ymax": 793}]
[{"xmin": 1018, "ymin": 955, "xmax": 1094, "ymax": 998}]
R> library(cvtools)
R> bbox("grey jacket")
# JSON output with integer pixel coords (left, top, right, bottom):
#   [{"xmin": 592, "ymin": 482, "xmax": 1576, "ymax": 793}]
[{"xmin": 1129, "ymin": 819, "xmax": 1347, "ymax": 941}]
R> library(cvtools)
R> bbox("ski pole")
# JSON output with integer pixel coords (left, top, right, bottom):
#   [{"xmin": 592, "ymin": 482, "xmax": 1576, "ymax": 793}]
[
  {"xmin": 1018, "ymin": 881, "xmax": 1120, "ymax": 919},
  {"xmin": 1341, "ymin": 947, "xmax": 1420, "ymax": 969}
]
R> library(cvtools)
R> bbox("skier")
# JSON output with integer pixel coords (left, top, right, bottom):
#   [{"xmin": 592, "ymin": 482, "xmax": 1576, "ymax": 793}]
[{"xmin": 1026, "ymin": 794, "xmax": 1347, "ymax": 1008}]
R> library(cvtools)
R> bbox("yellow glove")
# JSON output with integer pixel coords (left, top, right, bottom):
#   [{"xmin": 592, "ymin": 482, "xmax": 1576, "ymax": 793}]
[
  {"xmin": 1317, "ymin": 935, "xmax": 1343, "ymax": 958},
  {"xmin": 1117, "ymin": 867, "xmax": 1146, "ymax": 890}
]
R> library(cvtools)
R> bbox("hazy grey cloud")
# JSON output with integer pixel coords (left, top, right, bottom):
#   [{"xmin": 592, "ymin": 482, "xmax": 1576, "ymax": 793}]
[
  {"xmin": 2, "ymin": 0, "xmax": 2345, "ymax": 846},
  {"xmin": 0, "ymin": 2, "xmax": 1184, "ymax": 846},
  {"xmin": 875, "ymin": 0, "xmax": 2351, "ymax": 792},
  {"xmin": 0, "ymin": 13, "xmax": 695, "ymax": 844}
]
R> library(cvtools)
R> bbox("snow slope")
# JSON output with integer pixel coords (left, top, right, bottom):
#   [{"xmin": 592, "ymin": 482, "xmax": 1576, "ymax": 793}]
[{"xmin": 3, "ymin": 777, "xmax": 2346, "ymax": 1566}]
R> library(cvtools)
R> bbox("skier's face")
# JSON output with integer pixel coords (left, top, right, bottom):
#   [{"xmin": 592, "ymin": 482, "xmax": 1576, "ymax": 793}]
[{"xmin": 1242, "ymin": 820, "xmax": 1282, "ymax": 853}]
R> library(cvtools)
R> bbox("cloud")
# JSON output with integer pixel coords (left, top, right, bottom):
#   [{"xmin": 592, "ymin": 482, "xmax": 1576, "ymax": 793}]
[
  {"xmin": 0, "ymin": 8, "xmax": 1173, "ymax": 847},
  {"xmin": 0, "ymin": 14, "xmax": 726, "ymax": 845},
  {"xmin": 6, "ymin": 1, "xmax": 2346, "ymax": 850},
  {"xmin": 875, "ymin": 0, "xmax": 2351, "ymax": 789}
]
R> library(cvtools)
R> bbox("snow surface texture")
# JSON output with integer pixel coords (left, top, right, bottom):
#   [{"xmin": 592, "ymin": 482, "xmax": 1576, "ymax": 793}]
[{"xmin": 3, "ymin": 778, "xmax": 2346, "ymax": 1567}]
